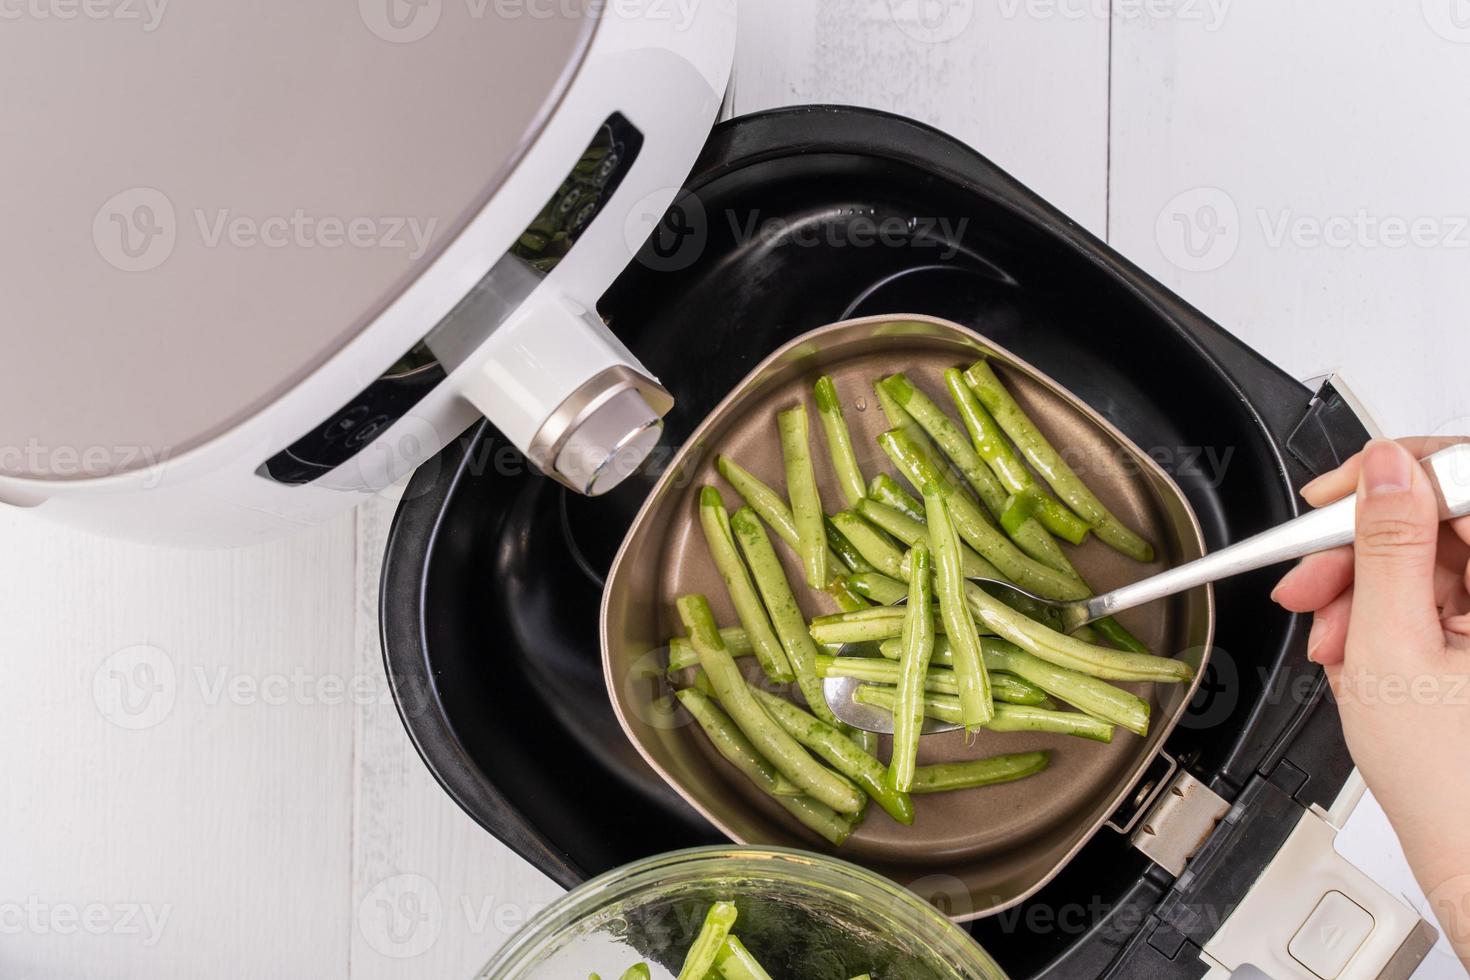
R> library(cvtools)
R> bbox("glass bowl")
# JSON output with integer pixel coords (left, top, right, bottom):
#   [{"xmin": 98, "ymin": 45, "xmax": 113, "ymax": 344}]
[{"xmin": 478, "ymin": 846, "xmax": 1007, "ymax": 979}]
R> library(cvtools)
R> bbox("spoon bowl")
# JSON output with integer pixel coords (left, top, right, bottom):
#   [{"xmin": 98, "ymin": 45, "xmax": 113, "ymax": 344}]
[{"xmin": 822, "ymin": 675, "xmax": 961, "ymax": 736}]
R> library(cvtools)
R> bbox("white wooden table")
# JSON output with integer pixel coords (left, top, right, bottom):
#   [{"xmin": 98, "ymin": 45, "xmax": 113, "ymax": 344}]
[{"xmin": 4, "ymin": 2, "xmax": 1468, "ymax": 976}]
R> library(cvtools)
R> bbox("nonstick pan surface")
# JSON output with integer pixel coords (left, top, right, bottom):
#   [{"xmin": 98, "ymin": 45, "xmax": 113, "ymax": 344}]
[{"xmin": 602, "ymin": 315, "xmax": 1211, "ymax": 919}]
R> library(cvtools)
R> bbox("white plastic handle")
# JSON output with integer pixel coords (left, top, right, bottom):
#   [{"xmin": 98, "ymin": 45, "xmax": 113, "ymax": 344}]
[{"xmin": 1199, "ymin": 773, "xmax": 1438, "ymax": 980}]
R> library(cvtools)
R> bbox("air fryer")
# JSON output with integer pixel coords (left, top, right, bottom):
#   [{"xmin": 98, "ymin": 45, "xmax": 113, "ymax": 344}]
[{"xmin": 380, "ymin": 107, "xmax": 1435, "ymax": 979}]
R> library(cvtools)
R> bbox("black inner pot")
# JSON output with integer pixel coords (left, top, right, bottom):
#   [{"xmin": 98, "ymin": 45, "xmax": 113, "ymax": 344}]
[{"xmin": 380, "ymin": 107, "xmax": 1368, "ymax": 978}]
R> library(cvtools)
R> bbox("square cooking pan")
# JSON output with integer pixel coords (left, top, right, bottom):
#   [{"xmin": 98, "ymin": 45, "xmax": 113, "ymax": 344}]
[
  {"xmin": 380, "ymin": 106, "xmax": 1382, "ymax": 977},
  {"xmin": 601, "ymin": 314, "xmax": 1213, "ymax": 919}
]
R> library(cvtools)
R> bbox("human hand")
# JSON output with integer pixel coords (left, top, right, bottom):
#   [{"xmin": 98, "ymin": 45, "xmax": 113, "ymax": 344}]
[{"xmin": 1271, "ymin": 438, "xmax": 1470, "ymax": 965}]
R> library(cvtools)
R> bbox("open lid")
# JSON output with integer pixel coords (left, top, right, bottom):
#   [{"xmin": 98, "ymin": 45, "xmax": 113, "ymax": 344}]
[{"xmin": 0, "ymin": 1, "xmax": 597, "ymax": 480}]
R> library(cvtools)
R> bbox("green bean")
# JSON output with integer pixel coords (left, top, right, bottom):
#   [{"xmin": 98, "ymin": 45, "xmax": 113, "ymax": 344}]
[
  {"xmin": 853, "ymin": 685, "xmax": 1115, "ymax": 742},
  {"xmin": 946, "ymin": 368, "xmax": 1091, "ymax": 545},
  {"xmin": 875, "ymin": 380, "xmax": 951, "ymax": 476},
  {"xmin": 674, "ymin": 689, "xmax": 804, "ymax": 796},
  {"xmin": 878, "ymin": 373, "xmax": 1011, "ymax": 513},
  {"xmin": 814, "ymin": 376, "xmax": 868, "ymax": 508},
  {"xmin": 888, "ymin": 544, "xmax": 933, "ymax": 792},
  {"xmin": 963, "ymin": 359, "xmax": 1155, "ymax": 562},
  {"xmin": 828, "ymin": 511, "xmax": 907, "ymax": 580},
  {"xmin": 879, "ymin": 636, "xmax": 1150, "ymax": 734},
  {"xmin": 847, "ymin": 724, "xmax": 879, "ymax": 757},
  {"xmin": 716, "ymin": 456, "xmax": 847, "ymax": 571},
  {"xmin": 698, "ymin": 488, "xmax": 795, "ymax": 681},
  {"xmin": 777, "ymin": 405, "xmax": 827, "ymax": 589},
  {"xmin": 880, "ymin": 374, "xmax": 1079, "ymax": 572},
  {"xmin": 858, "ymin": 498, "xmax": 1000, "ymax": 582},
  {"xmin": 826, "ymin": 518, "xmax": 877, "ymax": 575},
  {"xmin": 619, "ymin": 966, "xmax": 651, "ymax": 980},
  {"xmin": 677, "ymin": 901, "xmax": 739, "ymax": 980},
  {"xmin": 880, "ymin": 430, "xmax": 1088, "ymax": 601},
  {"xmin": 963, "ymin": 582, "xmax": 1192, "ymax": 683},
  {"xmin": 868, "ymin": 473, "xmax": 925, "ymax": 520},
  {"xmin": 714, "ymin": 936, "xmax": 773, "ymax": 980},
  {"xmin": 876, "ymin": 411, "xmax": 1140, "ymax": 646},
  {"xmin": 751, "ymin": 687, "xmax": 914, "ymax": 825},
  {"xmin": 780, "ymin": 795, "xmax": 859, "ymax": 846},
  {"xmin": 877, "ymin": 394, "xmax": 1143, "ymax": 650},
  {"xmin": 983, "ymin": 638, "xmax": 1150, "ymax": 734},
  {"xmin": 809, "ymin": 608, "xmax": 930, "ymax": 645},
  {"xmin": 924, "ymin": 489, "xmax": 993, "ymax": 729},
  {"xmin": 678, "ymin": 595, "xmax": 863, "ymax": 813},
  {"xmin": 729, "ymin": 508, "xmax": 841, "ymax": 727},
  {"xmin": 910, "ymin": 751, "xmax": 1051, "ymax": 793},
  {"xmin": 869, "ymin": 440, "xmax": 1143, "ymax": 651},
  {"xmin": 825, "ymin": 575, "xmax": 871, "ymax": 612},
  {"xmin": 1092, "ymin": 617, "xmax": 1150, "ymax": 654},
  {"xmin": 669, "ymin": 628, "xmax": 752, "ymax": 673},
  {"xmin": 845, "ymin": 571, "xmax": 908, "ymax": 605},
  {"xmin": 816, "ymin": 655, "xmax": 1046, "ymax": 706}
]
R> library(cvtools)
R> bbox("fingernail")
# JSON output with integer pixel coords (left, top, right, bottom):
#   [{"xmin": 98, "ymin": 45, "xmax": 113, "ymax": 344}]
[
  {"xmin": 1361, "ymin": 439, "xmax": 1412, "ymax": 497},
  {"xmin": 1269, "ymin": 566, "xmax": 1296, "ymax": 604},
  {"xmin": 1300, "ymin": 473, "xmax": 1329, "ymax": 500},
  {"xmin": 1306, "ymin": 618, "xmax": 1326, "ymax": 662}
]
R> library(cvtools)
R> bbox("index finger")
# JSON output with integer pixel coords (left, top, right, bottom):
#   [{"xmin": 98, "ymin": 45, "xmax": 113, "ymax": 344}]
[{"xmin": 1300, "ymin": 436, "xmax": 1470, "ymax": 546}]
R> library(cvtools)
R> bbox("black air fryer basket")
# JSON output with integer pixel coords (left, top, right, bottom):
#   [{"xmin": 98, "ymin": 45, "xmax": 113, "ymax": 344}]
[{"xmin": 379, "ymin": 107, "xmax": 1374, "ymax": 978}]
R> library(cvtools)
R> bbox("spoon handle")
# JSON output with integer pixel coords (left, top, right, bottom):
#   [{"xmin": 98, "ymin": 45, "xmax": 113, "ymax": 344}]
[{"xmin": 1087, "ymin": 443, "xmax": 1470, "ymax": 622}]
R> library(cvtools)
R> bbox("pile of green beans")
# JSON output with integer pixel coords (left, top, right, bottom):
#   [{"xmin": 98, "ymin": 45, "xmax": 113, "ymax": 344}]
[
  {"xmin": 591, "ymin": 900, "xmax": 880, "ymax": 980},
  {"xmin": 662, "ymin": 366, "xmax": 1191, "ymax": 847}
]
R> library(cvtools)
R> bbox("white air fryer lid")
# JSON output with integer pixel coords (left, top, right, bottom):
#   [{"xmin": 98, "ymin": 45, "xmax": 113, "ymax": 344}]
[{"xmin": 0, "ymin": 1, "xmax": 597, "ymax": 480}]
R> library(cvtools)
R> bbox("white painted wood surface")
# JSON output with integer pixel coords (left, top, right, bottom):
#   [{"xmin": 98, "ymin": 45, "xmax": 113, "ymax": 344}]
[{"xmin": 2, "ymin": 2, "xmax": 1467, "ymax": 977}]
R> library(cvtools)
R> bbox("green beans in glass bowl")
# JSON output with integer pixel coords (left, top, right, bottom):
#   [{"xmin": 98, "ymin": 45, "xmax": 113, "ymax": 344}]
[{"xmin": 477, "ymin": 847, "xmax": 1007, "ymax": 980}]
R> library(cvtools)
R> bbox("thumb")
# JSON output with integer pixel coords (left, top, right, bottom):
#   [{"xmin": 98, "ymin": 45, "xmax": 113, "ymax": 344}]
[{"xmin": 1345, "ymin": 439, "xmax": 1444, "ymax": 659}]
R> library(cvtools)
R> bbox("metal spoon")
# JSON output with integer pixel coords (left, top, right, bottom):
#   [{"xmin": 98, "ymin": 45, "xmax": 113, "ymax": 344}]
[{"xmin": 826, "ymin": 443, "xmax": 1470, "ymax": 734}]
